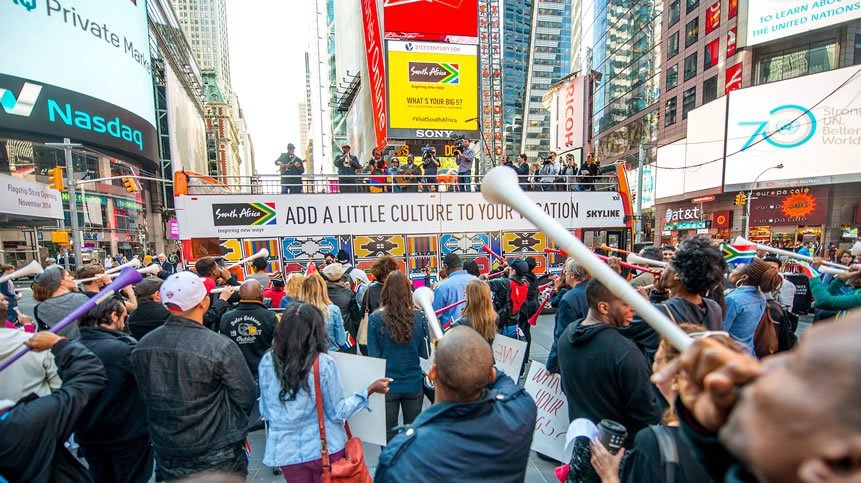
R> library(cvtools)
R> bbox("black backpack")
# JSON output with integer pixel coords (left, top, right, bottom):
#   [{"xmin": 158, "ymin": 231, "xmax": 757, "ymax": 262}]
[{"xmin": 650, "ymin": 425, "xmax": 678, "ymax": 483}]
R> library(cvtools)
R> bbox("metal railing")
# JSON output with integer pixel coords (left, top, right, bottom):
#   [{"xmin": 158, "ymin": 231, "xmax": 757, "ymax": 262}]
[{"xmin": 184, "ymin": 173, "xmax": 620, "ymax": 195}]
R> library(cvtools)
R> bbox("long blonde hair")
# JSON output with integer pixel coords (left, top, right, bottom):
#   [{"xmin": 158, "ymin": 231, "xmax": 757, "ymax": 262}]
[
  {"xmin": 462, "ymin": 280, "xmax": 497, "ymax": 342},
  {"xmin": 299, "ymin": 274, "xmax": 332, "ymax": 317},
  {"xmin": 285, "ymin": 273, "xmax": 306, "ymax": 299}
]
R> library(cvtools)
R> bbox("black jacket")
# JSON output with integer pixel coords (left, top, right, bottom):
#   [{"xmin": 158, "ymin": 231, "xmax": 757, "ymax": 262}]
[
  {"xmin": 203, "ymin": 298, "xmax": 231, "ymax": 331},
  {"xmin": 127, "ymin": 301, "xmax": 171, "ymax": 340},
  {"xmin": 557, "ymin": 321, "xmax": 662, "ymax": 447},
  {"xmin": 218, "ymin": 301, "xmax": 277, "ymax": 380},
  {"xmin": 364, "ymin": 281, "xmax": 384, "ymax": 316},
  {"xmin": 546, "ymin": 282, "xmax": 588, "ymax": 373},
  {"xmin": 326, "ymin": 280, "xmax": 362, "ymax": 332},
  {"xmin": 622, "ymin": 425, "xmax": 714, "ymax": 483},
  {"xmin": 375, "ymin": 374, "xmax": 537, "ymax": 482},
  {"xmin": 131, "ymin": 316, "xmax": 257, "ymax": 458},
  {"xmin": 676, "ymin": 400, "xmax": 755, "ymax": 482},
  {"xmin": 0, "ymin": 339, "xmax": 108, "ymax": 482},
  {"xmin": 523, "ymin": 271, "xmax": 539, "ymax": 320},
  {"xmin": 76, "ymin": 327, "xmax": 148, "ymax": 446},
  {"xmin": 335, "ymin": 153, "xmax": 361, "ymax": 175}
]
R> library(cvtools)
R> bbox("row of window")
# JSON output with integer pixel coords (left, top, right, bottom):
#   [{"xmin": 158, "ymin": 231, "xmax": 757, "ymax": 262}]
[{"xmin": 664, "ymin": 75, "xmax": 719, "ymax": 126}]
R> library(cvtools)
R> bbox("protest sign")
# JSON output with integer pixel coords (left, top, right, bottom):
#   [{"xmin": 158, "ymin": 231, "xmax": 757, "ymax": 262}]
[
  {"xmin": 523, "ymin": 361, "xmax": 570, "ymax": 462},
  {"xmin": 330, "ymin": 352, "xmax": 387, "ymax": 446},
  {"xmin": 492, "ymin": 334, "xmax": 527, "ymax": 379}
]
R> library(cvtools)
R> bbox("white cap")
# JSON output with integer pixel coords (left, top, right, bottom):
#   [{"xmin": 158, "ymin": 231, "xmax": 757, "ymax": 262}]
[{"xmin": 160, "ymin": 271, "xmax": 208, "ymax": 312}]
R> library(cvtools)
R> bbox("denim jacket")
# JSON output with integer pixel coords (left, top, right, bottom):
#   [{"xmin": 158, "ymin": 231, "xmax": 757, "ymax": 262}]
[
  {"xmin": 723, "ymin": 286, "xmax": 766, "ymax": 354},
  {"xmin": 258, "ymin": 352, "xmax": 369, "ymax": 467},
  {"xmin": 325, "ymin": 304, "xmax": 347, "ymax": 351}
]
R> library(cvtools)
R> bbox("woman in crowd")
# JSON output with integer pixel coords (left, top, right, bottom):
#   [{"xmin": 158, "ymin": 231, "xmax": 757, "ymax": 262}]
[
  {"xmin": 451, "ymin": 279, "xmax": 498, "ymax": 346},
  {"xmin": 32, "ymin": 266, "xmax": 90, "ymax": 338},
  {"xmin": 820, "ymin": 249, "xmax": 855, "ymax": 286},
  {"xmin": 264, "ymin": 279, "xmax": 287, "ymax": 309},
  {"xmin": 805, "ymin": 257, "xmax": 861, "ymax": 313},
  {"xmin": 299, "ymin": 274, "xmax": 346, "ymax": 352},
  {"xmin": 653, "ymin": 237, "xmax": 725, "ymax": 329},
  {"xmin": 259, "ymin": 303, "xmax": 391, "ymax": 482},
  {"xmin": 366, "ymin": 271, "xmax": 430, "ymax": 442},
  {"xmin": 280, "ymin": 273, "xmax": 306, "ymax": 309},
  {"xmin": 724, "ymin": 257, "xmax": 782, "ymax": 353},
  {"xmin": 359, "ymin": 256, "xmax": 401, "ymax": 348}
]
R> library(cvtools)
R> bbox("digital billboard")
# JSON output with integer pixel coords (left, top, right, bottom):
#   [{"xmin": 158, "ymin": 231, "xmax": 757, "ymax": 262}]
[
  {"xmin": 740, "ymin": 0, "xmax": 861, "ymax": 47},
  {"xmin": 0, "ymin": 0, "xmax": 158, "ymax": 164},
  {"xmin": 386, "ymin": 41, "xmax": 479, "ymax": 140},
  {"xmin": 383, "ymin": 0, "xmax": 479, "ymax": 42}
]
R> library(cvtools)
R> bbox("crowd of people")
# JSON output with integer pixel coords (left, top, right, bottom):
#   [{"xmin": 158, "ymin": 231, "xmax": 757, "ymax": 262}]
[{"xmin": 0, "ymin": 233, "xmax": 860, "ymax": 482}]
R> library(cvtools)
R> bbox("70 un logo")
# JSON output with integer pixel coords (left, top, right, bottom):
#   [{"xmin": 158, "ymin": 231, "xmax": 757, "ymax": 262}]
[{"xmin": 738, "ymin": 104, "xmax": 817, "ymax": 151}]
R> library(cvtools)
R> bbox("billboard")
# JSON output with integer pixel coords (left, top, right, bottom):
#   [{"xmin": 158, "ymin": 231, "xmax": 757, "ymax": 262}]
[
  {"xmin": 362, "ymin": 0, "xmax": 388, "ymax": 148},
  {"xmin": 386, "ymin": 41, "xmax": 479, "ymax": 140},
  {"xmin": 165, "ymin": 63, "xmax": 207, "ymax": 173},
  {"xmin": 740, "ymin": 0, "xmax": 861, "ymax": 47},
  {"xmin": 551, "ymin": 78, "xmax": 586, "ymax": 153},
  {"xmin": 750, "ymin": 185, "xmax": 829, "ymax": 226},
  {"xmin": 724, "ymin": 66, "xmax": 861, "ymax": 190},
  {"xmin": 383, "ymin": 0, "xmax": 479, "ymax": 42},
  {"xmin": 0, "ymin": 0, "xmax": 157, "ymax": 164}
]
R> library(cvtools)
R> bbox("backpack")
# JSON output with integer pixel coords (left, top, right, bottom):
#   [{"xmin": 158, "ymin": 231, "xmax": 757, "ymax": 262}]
[
  {"xmin": 489, "ymin": 278, "xmax": 528, "ymax": 327},
  {"xmin": 650, "ymin": 425, "xmax": 679, "ymax": 483},
  {"xmin": 753, "ymin": 301, "xmax": 779, "ymax": 357}
]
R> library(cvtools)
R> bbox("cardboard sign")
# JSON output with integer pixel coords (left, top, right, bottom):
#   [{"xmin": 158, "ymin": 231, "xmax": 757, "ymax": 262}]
[
  {"xmin": 330, "ymin": 352, "xmax": 387, "ymax": 446},
  {"xmin": 523, "ymin": 362, "xmax": 570, "ymax": 462},
  {"xmin": 492, "ymin": 334, "xmax": 527, "ymax": 379}
]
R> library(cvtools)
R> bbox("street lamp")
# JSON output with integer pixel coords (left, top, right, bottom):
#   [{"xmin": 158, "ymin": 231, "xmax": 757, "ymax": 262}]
[{"xmin": 743, "ymin": 163, "xmax": 784, "ymax": 237}]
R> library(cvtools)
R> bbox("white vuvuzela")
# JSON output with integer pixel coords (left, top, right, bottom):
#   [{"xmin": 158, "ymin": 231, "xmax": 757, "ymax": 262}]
[
  {"xmin": 225, "ymin": 249, "xmax": 270, "ymax": 269},
  {"xmin": 0, "ymin": 260, "xmax": 43, "ymax": 284},
  {"xmin": 413, "ymin": 286, "xmax": 443, "ymax": 341}
]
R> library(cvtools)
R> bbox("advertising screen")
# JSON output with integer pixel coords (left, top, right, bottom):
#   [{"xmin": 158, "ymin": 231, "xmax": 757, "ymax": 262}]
[
  {"xmin": 0, "ymin": 0, "xmax": 158, "ymax": 164},
  {"xmin": 383, "ymin": 0, "xmax": 479, "ymax": 41},
  {"xmin": 741, "ymin": 0, "xmax": 861, "ymax": 47},
  {"xmin": 165, "ymin": 63, "xmax": 207, "ymax": 173},
  {"xmin": 387, "ymin": 41, "xmax": 479, "ymax": 140},
  {"xmin": 724, "ymin": 66, "xmax": 861, "ymax": 190}
]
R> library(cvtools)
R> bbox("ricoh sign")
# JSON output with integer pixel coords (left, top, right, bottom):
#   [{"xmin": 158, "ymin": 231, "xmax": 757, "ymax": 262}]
[{"xmin": 552, "ymin": 77, "xmax": 586, "ymax": 152}]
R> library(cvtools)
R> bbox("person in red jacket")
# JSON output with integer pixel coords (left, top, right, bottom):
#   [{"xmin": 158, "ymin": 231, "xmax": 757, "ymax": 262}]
[{"xmin": 263, "ymin": 279, "xmax": 286, "ymax": 308}]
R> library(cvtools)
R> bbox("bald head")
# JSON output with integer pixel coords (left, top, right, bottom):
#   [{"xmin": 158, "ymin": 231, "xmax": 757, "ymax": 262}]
[
  {"xmin": 240, "ymin": 279, "xmax": 263, "ymax": 300},
  {"xmin": 432, "ymin": 326, "xmax": 494, "ymax": 402}
]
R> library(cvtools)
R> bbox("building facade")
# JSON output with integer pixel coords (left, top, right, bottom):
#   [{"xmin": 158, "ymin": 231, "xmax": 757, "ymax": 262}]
[
  {"xmin": 169, "ymin": 0, "xmax": 232, "ymax": 93},
  {"xmin": 203, "ymin": 73, "xmax": 242, "ymax": 179},
  {"xmin": 502, "ymin": 0, "xmax": 533, "ymax": 157}
]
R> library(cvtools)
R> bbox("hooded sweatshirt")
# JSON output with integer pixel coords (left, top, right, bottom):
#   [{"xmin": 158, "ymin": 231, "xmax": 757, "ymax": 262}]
[
  {"xmin": 557, "ymin": 320, "xmax": 662, "ymax": 448},
  {"xmin": 34, "ymin": 291, "xmax": 91, "ymax": 339},
  {"xmin": 0, "ymin": 328, "xmax": 62, "ymax": 403}
]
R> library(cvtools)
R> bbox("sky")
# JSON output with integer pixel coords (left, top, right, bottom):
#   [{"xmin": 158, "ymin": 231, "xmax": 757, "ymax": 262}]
[{"xmin": 226, "ymin": 0, "xmax": 312, "ymax": 175}]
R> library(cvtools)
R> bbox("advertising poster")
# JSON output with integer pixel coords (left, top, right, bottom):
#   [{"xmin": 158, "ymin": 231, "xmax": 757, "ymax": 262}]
[
  {"xmin": 741, "ymin": 0, "xmax": 861, "ymax": 47},
  {"xmin": 383, "ymin": 0, "xmax": 479, "ymax": 41}
]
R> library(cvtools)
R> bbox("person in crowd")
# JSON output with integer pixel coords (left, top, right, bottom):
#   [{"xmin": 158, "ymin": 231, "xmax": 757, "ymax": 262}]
[
  {"xmin": 324, "ymin": 252, "xmax": 337, "ymax": 266},
  {"xmin": 76, "ymin": 297, "xmax": 152, "ymax": 483},
  {"xmin": 321, "ymin": 263, "xmax": 362, "ymax": 349},
  {"xmin": 368, "ymin": 154, "xmax": 389, "ymax": 193},
  {"xmin": 0, "ymin": 264, "xmax": 21, "ymax": 323},
  {"xmin": 32, "ymin": 265, "xmax": 90, "ymax": 338},
  {"xmin": 557, "ymin": 279, "xmax": 663, "ymax": 448},
  {"xmin": 44, "ymin": 257, "xmax": 57, "ymax": 268},
  {"xmin": 821, "ymin": 249, "xmax": 855, "ymax": 286},
  {"xmin": 127, "ymin": 277, "xmax": 171, "ymax": 340},
  {"xmin": 277, "ymin": 143, "xmax": 305, "ymax": 194},
  {"xmin": 451, "ymin": 279, "xmax": 498, "ymax": 346},
  {"xmin": 558, "ymin": 153, "xmax": 578, "ymax": 191},
  {"xmin": 367, "ymin": 272, "xmax": 430, "ymax": 441},
  {"xmin": 550, "ymin": 258, "xmax": 573, "ymax": 309},
  {"xmin": 157, "ymin": 253, "xmax": 174, "ymax": 274},
  {"xmin": 651, "ymin": 311, "xmax": 861, "ymax": 483},
  {"xmin": 398, "ymin": 154, "xmax": 421, "ymax": 192},
  {"xmin": 578, "ymin": 152, "xmax": 600, "ymax": 191},
  {"xmin": 796, "ymin": 241, "xmax": 811, "ymax": 257},
  {"xmin": 280, "ymin": 273, "xmax": 306, "ymax": 308},
  {"xmin": 0, "ymin": 331, "xmax": 107, "ymax": 482},
  {"xmin": 388, "ymin": 157, "xmax": 401, "ymax": 193},
  {"xmin": 463, "ymin": 259, "xmax": 481, "ymax": 278},
  {"xmin": 501, "ymin": 154, "xmax": 513, "ymax": 169},
  {"xmin": 724, "ymin": 258, "xmax": 782, "ymax": 353},
  {"xmin": 419, "ymin": 146, "xmax": 440, "ymax": 192},
  {"xmin": 299, "ymin": 274, "xmax": 347, "ymax": 352},
  {"xmin": 76, "ymin": 265, "xmax": 138, "ymax": 312},
  {"xmin": 359, "ymin": 256, "xmax": 400, "ymax": 353},
  {"xmin": 546, "ymin": 259, "xmax": 591, "ymax": 373},
  {"xmin": 660, "ymin": 245, "xmax": 676, "ymax": 263},
  {"xmin": 515, "ymin": 153, "xmax": 530, "ymax": 190},
  {"xmin": 433, "ymin": 253, "xmax": 478, "ymax": 330},
  {"xmin": 455, "ymin": 138, "xmax": 475, "ymax": 192},
  {"xmin": 528, "ymin": 162, "xmax": 541, "ymax": 191},
  {"xmin": 131, "ymin": 271, "xmax": 257, "ymax": 480},
  {"xmin": 762, "ymin": 255, "xmax": 796, "ymax": 311},
  {"xmin": 629, "ymin": 246, "xmax": 662, "ymax": 289},
  {"xmin": 336, "ymin": 249, "xmax": 370, "ymax": 290},
  {"xmin": 590, "ymin": 324, "xmax": 743, "ymax": 483},
  {"xmin": 0, "ymin": 300, "xmax": 61, "ymax": 402},
  {"xmin": 803, "ymin": 257, "xmax": 861, "ymax": 312},
  {"xmin": 259, "ymin": 303, "xmax": 391, "ymax": 481},
  {"xmin": 335, "ymin": 144, "xmax": 361, "ymax": 193},
  {"xmin": 104, "ymin": 255, "xmax": 115, "ymax": 270},
  {"xmin": 375, "ymin": 326, "xmax": 537, "ymax": 482},
  {"xmin": 537, "ymin": 154, "xmax": 559, "ymax": 191},
  {"xmin": 219, "ymin": 279, "xmax": 278, "ymax": 382},
  {"xmin": 487, "ymin": 258, "xmax": 530, "ymax": 342},
  {"xmin": 195, "ymin": 257, "xmax": 237, "ymax": 330},
  {"xmin": 264, "ymin": 279, "xmax": 287, "ymax": 309},
  {"xmin": 247, "ymin": 256, "xmax": 271, "ymax": 288}
]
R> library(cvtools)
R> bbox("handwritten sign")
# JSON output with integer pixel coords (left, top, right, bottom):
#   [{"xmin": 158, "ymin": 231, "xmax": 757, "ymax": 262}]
[
  {"xmin": 523, "ymin": 361, "xmax": 570, "ymax": 462},
  {"xmin": 330, "ymin": 352, "xmax": 387, "ymax": 446},
  {"xmin": 492, "ymin": 334, "xmax": 527, "ymax": 379}
]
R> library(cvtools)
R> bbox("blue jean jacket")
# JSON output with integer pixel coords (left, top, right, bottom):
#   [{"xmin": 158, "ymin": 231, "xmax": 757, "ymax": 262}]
[
  {"xmin": 723, "ymin": 286, "xmax": 766, "ymax": 354},
  {"xmin": 258, "ymin": 352, "xmax": 369, "ymax": 467},
  {"xmin": 325, "ymin": 304, "xmax": 347, "ymax": 351}
]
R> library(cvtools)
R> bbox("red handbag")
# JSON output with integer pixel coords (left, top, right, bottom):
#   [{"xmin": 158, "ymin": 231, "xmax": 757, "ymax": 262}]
[{"xmin": 313, "ymin": 357, "xmax": 372, "ymax": 483}]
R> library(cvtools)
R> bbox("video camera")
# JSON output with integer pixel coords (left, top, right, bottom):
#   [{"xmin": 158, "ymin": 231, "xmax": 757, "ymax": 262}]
[
  {"xmin": 422, "ymin": 144, "xmax": 436, "ymax": 160},
  {"xmin": 451, "ymin": 135, "xmax": 467, "ymax": 154}
]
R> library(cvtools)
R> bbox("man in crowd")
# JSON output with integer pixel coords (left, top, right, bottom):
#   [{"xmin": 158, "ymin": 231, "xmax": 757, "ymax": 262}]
[
  {"xmin": 335, "ymin": 144, "xmax": 362, "ymax": 193},
  {"xmin": 557, "ymin": 279, "xmax": 662, "ymax": 447},
  {"xmin": 195, "ymin": 257, "xmax": 237, "ymax": 330},
  {"xmin": 127, "ymin": 277, "xmax": 171, "ymax": 340},
  {"xmin": 375, "ymin": 326, "xmax": 537, "ymax": 481},
  {"xmin": 132, "ymin": 271, "xmax": 257, "ymax": 480},
  {"xmin": 246, "ymin": 256, "xmax": 271, "ymax": 288},
  {"xmin": 321, "ymin": 263, "xmax": 362, "ymax": 350},
  {"xmin": 76, "ymin": 265, "xmax": 138, "ymax": 312},
  {"xmin": 546, "ymin": 259, "xmax": 591, "ymax": 373},
  {"xmin": 157, "ymin": 252, "xmax": 174, "ymax": 274},
  {"xmin": 629, "ymin": 246, "xmax": 663, "ymax": 289},
  {"xmin": 0, "ymin": 300, "xmax": 61, "ymax": 402},
  {"xmin": 433, "ymin": 253, "xmax": 478, "ymax": 329},
  {"xmin": 218, "ymin": 279, "xmax": 277, "ymax": 382},
  {"xmin": 277, "ymin": 143, "xmax": 305, "ymax": 194},
  {"xmin": 515, "ymin": 153, "xmax": 530, "ymax": 190},
  {"xmin": 336, "ymin": 249, "xmax": 370, "ymax": 289},
  {"xmin": 538, "ymin": 154, "xmax": 559, "ymax": 191},
  {"xmin": 579, "ymin": 153, "xmax": 600, "ymax": 191},
  {"xmin": 661, "ymin": 244, "xmax": 677, "ymax": 263},
  {"xmin": 455, "ymin": 138, "xmax": 475, "ymax": 192}
]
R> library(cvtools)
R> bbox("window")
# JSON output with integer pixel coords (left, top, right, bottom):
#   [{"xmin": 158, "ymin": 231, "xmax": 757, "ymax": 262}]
[
  {"xmin": 668, "ymin": 32, "xmax": 680, "ymax": 59},
  {"xmin": 727, "ymin": 28, "xmax": 738, "ymax": 57},
  {"xmin": 703, "ymin": 75, "xmax": 718, "ymax": 105},
  {"xmin": 728, "ymin": 0, "xmax": 738, "ymax": 19},
  {"xmin": 665, "ymin": 97, "xmax": 678, "ymax": 126},
  {"xmin": 667, "ymin": 64, "xmax": 679, "ymax": 89},
  {"xmin": 726, "ymin": 63, "xmax": 743, "ymax": 93},
  {"xmin": 669, "ymin": 1, "xmax": 681, "ymax": 27},
  {"xmin": 687, "ymin": 0, "xmax": 699, "ymax": 14},
  {"xmin": 684, "ymin": 52, "xmax": 698, "ymax": 81},
  {"xmin": 757, "ymin": 40, "xmax": 837, "ymax": 84},
  {"xmin": 685, "ymin": 18, "xmax": 699, "ymax": 47},
  {"xmin": 855, "ymin": 34, "xmax": 861, "ymax": 65},
  {"xmin": 706, "ymin": 2, "xmax": 721, "ymax": 34},
  {"xmin": 682, "ymin": 87, "xmax": 697, "ymax": 119},
  {"xmin": 705, "ymin": 38, "xmax": 720, "ymax": 69}
]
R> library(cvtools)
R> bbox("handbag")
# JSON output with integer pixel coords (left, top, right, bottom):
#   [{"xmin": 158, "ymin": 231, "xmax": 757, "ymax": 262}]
[
  {"xmin": 313, "ymin": 358, "xmax": 372, "ymax": 483},
  {"xmin": 357, "ymin": 283, "xmax": 373, "ymax": 347}
]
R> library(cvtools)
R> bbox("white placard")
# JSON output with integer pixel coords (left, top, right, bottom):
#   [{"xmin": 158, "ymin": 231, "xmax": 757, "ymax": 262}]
[
  {"xmin": 1, "ymin": 173, "xmax": 63, "ymax": 220},
  {"xmin": 523, "ymin": 361, "xmax": 570, "ymax": 462},
  {"xmin": 330, "ymin": 352, "xmax": 387, "ymax": 446},
  {"xmin": 492, "ymin": 334, "xmax": 527, "ymax": 379}
]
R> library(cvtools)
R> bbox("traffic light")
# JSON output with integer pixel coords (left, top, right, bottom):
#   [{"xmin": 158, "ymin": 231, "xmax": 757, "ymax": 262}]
[
  {"xmin": 48, "ymin": 167, "xmax": 64, "ymax": 191},
  {"xmin": 734, "ymin": 193, "xmax": 747, "ymax": 206},
  {"xmin": 122, "ymin": 176, "xmax": 140, "ymax": 193}
]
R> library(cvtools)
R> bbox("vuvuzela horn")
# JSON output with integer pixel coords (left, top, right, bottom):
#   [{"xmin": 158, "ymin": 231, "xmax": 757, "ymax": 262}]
[
  {"xmin": 481, "ymin": 167, "xmax": 692, "ymax": 351},
  {"xmin": 481, "ymin": 244, "xmax": 504, "ymax": 261},
  {"xmin": 413, "ymin": 286, "xmax": 443, "ymax": 341},
  {"xmin": 76, "ymin": 264, "xmax": 160, "ymax": 283},
  {"xmin": 626, "ymin": 253, "xmax": 669, "ymax": 268},
  {"xmin": 0, "ymin": 260, "xmax": 43, "ymax": 284},
  {"xmin": 105, "ymin": 258, "xmax": 141, "ymax": 275},
  {"xmin": 225, "ymin": 249, "xmax": 269, "ymax": 269},
  {"xmin": 434, "ymin": 299, "xmax": 466, "ymax": 316},
  {"xmin": 734, "ymin": 237, "xmax": 849, "ymax": 269}
]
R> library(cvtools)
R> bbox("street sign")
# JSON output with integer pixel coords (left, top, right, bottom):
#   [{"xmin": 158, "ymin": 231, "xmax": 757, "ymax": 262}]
[{"xmin": 691, "ymin": 195, "xmax": 715, "ymax": 203}]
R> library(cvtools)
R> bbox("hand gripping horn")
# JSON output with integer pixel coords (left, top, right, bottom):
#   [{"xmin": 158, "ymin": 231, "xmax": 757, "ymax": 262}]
[
  {"xmin": 226, "ymin": 249, "xmax": 270, "ymax": 270},
  {"xmin": 0, "ymin": 260, "xmax": 43, "ymax": 284},
  {"xmin": 734, "ymin": 237, "xmax": 849, "ymax": 270},
  {"xmin": 413, "ymin": 286, "xmax": 444, "ymax": 341}
]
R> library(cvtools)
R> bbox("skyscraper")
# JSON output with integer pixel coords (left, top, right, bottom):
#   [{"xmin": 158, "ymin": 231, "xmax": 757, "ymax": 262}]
[
  {"xmin": 501, "ymin": 0, "xmax": 533, "ymax": 157},
  {"xmin": 170, "ymin": 0, "xmax": 232, "ymax": 93}
]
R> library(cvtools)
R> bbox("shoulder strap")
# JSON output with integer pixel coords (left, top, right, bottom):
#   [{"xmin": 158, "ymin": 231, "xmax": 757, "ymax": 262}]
[
  {"xmin": 659, "ymin": 303, "xmax": 678, "ymax": 325},
  {"xmin": 345, "ymin": 266, "xmax": 354, "ymax": 276},
  {"xmin": 313, "ymin": 358, "xmax": 332, "ymax": 476},
  {"xmin": 650, "ymin": 425, "xmax": 679, "ymax": 483}
]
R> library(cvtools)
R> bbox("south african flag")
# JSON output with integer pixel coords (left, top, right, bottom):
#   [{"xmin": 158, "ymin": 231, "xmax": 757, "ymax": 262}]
[{"xmin": 722, "ymin": 244, "xmax": 756, "ymax": 264}]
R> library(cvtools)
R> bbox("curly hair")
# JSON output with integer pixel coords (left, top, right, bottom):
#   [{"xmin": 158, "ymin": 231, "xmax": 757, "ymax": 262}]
[
  {"xmin": 370, "ymin": 255, "xmax": 399, "ymax": 282},
  {"xmin": 380, "ymin": 271, "xmax": 415, "ymax": 344},
  {"xmin": 671, "ymin": 236, "xmax": 726, "ymax": 296}
]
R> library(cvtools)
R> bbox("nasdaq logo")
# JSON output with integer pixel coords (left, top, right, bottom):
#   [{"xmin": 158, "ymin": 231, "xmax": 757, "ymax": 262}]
[
  {"xmin": 12, "ymin": 0, "xmax": 37, "ymax": 12},
  {"xmin": 0, "ymin": 82, "xmax": 42, "ymax": 116},
  {"xmin": 739, "ymin": 104, "xmax": 817, "ymax": 151},
  {"xmin": 47, "ymin": 100, "xmax": 144, "ymax": 151}
]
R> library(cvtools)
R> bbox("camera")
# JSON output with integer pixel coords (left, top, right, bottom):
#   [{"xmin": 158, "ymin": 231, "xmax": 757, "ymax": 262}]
[{"xmin": 451, "ymin": 135, "xmax": 466, "ymax": 154}]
